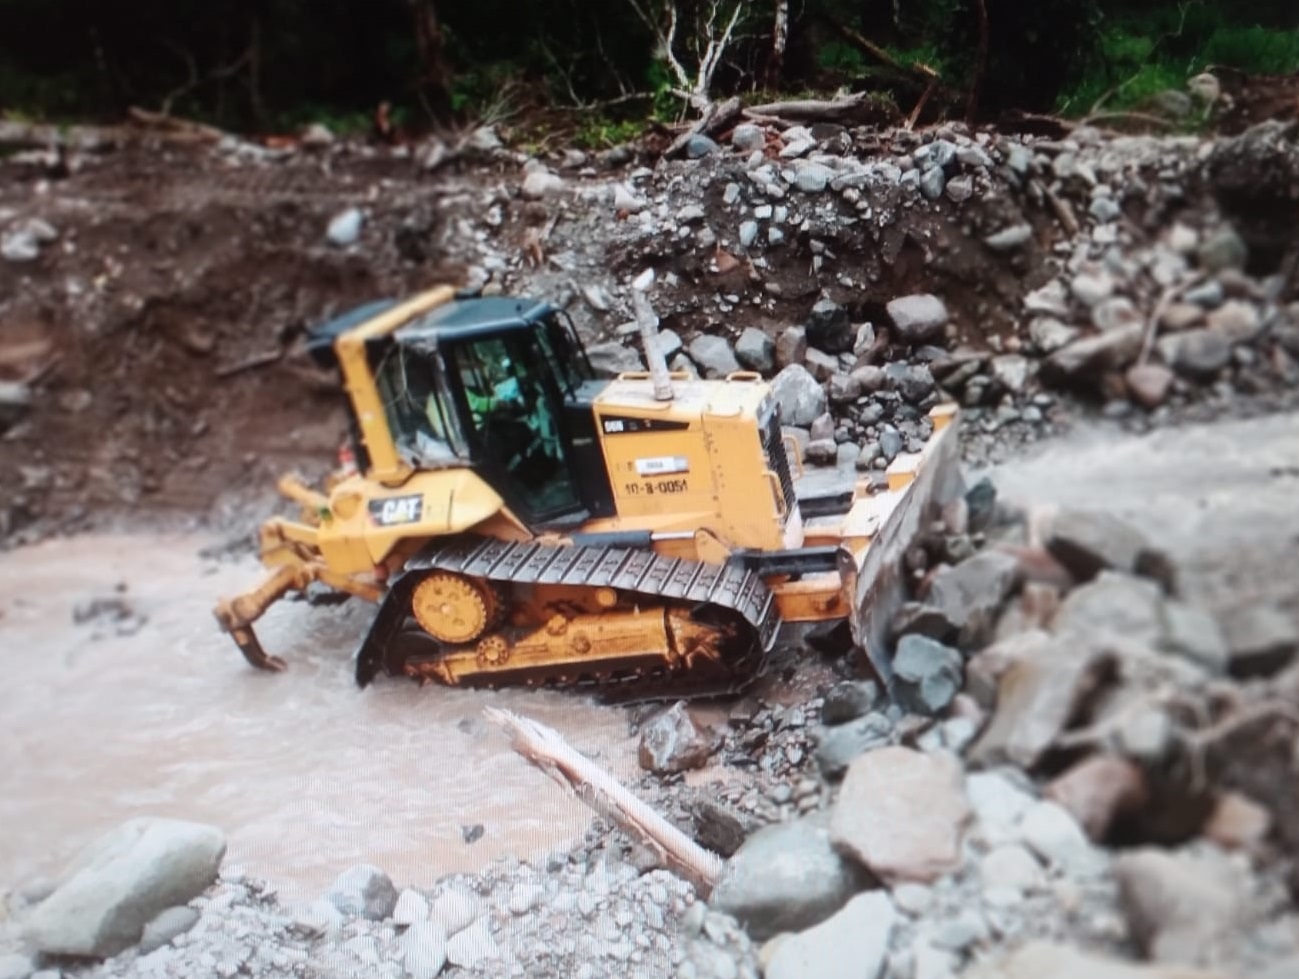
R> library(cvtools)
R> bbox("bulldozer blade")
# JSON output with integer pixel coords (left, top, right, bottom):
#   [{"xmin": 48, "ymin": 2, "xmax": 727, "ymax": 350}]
[
  {"xmin": 844, "ymin": 408, "xmax": 965, "ymax": 691},
  {"xmin": 231, "ymin": 625, "xmax": 289, "ymax": 672}
]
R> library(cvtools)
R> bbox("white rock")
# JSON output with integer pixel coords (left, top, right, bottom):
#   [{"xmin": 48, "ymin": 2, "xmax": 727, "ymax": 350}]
[
  {"xmin": 393, "ymin": 889, "xmax": 431, "ymax": 927},
  {"xmin": 326, "ymin": 208, "xmax": 363, "ymax": 247},
  {"xmin": 981, "ymin": 844, "xmax": 1044, "ymax": 893},
  {"xmin": 508, "ymin": 882, "xmax": 543, "ymax": 915},
  {"xmin": 521, "ymin": 169, "xmax": 565, "ymax": 199},
  {"xmin": 1, "ymin": 232, "xmax": 40, "ymax": 263},
  {"xmin": 764, "ymin": 892, "xmax": 896, "ymax": 979},
  {"xmin": 966, "ymin": 771, "xmax": 1037, "ymax": 845},
  {"xmin": 447, "ymin": 918, "xmax": 502, "ymax": 968},
  {"xmin": 1019, "ymin": 801, "xmax": 1102, "ymax": 876},
  {"xmin": 0, "ymin": 954, "xmax": 35, "ymax": 979},
  {"xmin": 431, "ymin": 888, "xmax": 480, "ymax": 936},
  {"xmin": 326, "ymin": 864, "xmax": 397, "ymax": 920},
  {"xmin": 401, "ymin": 921, "xmax": 448, "ymax": 979},
  {"xmin": 293, "ymin": 898, "xmax": 344, "ymax": 937},
  {"xmin": 613, "ymin": 184, "xmax": 647, "ymax": 213}
]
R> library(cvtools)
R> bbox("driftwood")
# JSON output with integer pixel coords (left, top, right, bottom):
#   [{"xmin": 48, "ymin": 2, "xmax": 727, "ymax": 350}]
[
  {"xmin": 484, "ymin": 708, "xmax": 724, "ymax": 894},
  {"xmin": 744, "ymin": 92, "xmax": 879, "ymax": 124},
  {"xmin": 665, "ymin": 95, "xmax": 743, "ymax": 158},
  {"xmin": 125, "ymin": 107, "xmax": 227, "ymax": 143},
  {"xmin": 215, "ymin": 349, "xmax": 282, "ymax": 379}
]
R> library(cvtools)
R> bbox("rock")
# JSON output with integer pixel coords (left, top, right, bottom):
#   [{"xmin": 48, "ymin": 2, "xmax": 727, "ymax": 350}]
[
  {"xmin": 657, "ymin": 329, "xmax": 684, "ymax": 359},
  {"xmin": 883, "ymin": 363, "xmax": 936, "ymax": 403},
  {"xmin": 731, "ymin": 124, "xmax": 765, "ymax": 152},
  {"xmin": 887, "ymin": 295, "xmax": 949, "ymax": 344},
  {"xmin": 686, "ymin": 134, "xmax": 719, "ymax": 159},
  {"xmin": 821, "ymin": 680, "xmax": 881, "ymax": 725},
  {"xmin": 830, "ymin": 746, "xmax": 971, "ymax": 884},
  {"xmin": 1196, "ymin": 226, "xmax": 1247, "ymax": 273},
  {"xmin": 638, "ymin": 701, "xmax": 717, "ymax": 774},
  {"xmin": 923, "ymin": 550, "xmax": 1022, "ymax": 649},
  {"xmin": 327, "ymin": 864, "xmax": 398, "ymax": 921},
  {"xmin": 0, "ymin": 381, "xmax": 32, "ymax": 432},
  {"xmin": 691, "ymin": 799, "xmax": 755, "ymax": 857},
  {"xmin": 689, "ymin": 335, "xmax": 741, "ymax": 379},
  {"xmin": 1126, "ymin": 364, "xmax": 1174, "ymax": 409},
  {"xmin": 1045, "ymin": 754, "xmax": 1148, "ymax": 841},
  {"xmin": 1114, "ymin": 848, "xmax": 1246, "ymax": 966},
  {"xmin": 828, "ymin": 373, "xmax": 861, "ymax": 405},
  {"xmin": 711, "ymin": 816, "xmax": 869, "ymax": 941},
  {"xmin": 446, "ymin": 918, "xmax": 501, "ymax": 968},
  {"xmin": 138, "ymin": 906, "xmax": 200, "ymax": 954},
  {"xmin": 1092, "ymin": 297, "xmax": 1142, "ymax": 333},
  {"xmin": 893, "ymin": 635, "xmax": 963, "ymax": 716},
  {"xmin": 775, "ymin": 326, "xmax": 807, "ymax": 368},
  {"xmin": 1024, "ymin": 281, "xmax": 1071, "ymax": 318},
  {"xmin": 1018, "ymin": 801, "xmax": 1098, "ymax": 876},
  {"xmin": 1, "ymin": 230, "xmax": 40, "ymax": 262},
  {"xmin": 1203, "ymin": 792, "xmax": 1271, "ymax": 851},
  {"xmin": 1070, "ymin": 270, "xmax": 1115, "ymax": 307},
  {"xmin": 1160, "ymin": 302, "xmax": 1205, "ymax": 331},
  {"xmin": 735, "ymin": 327, "xmax": 775, "ymax": 372},
  {"xmin": 968, "ymin": 635, "xmax": 1113, "ymax": 770},
  {"xmin": 586, "ymin": 340, "xmax": 643, "ymax": 377},
  {"xmin": 1043, "ymin": 323, "xmax": 1143, "ymax": 380},
  {"xmin": 966, "ymin": 771, "xmax": 1037, "ymax": 846},
  {"xmin": 507, "ymin": 882, "xmax": 543, "ymax": 914},
  {"xmin": 814, "ymin": 712, "xmax": 894, "ymax": 778},
  {"xmin": 763, "ymin": 892, "xmax": 896, "ymax": 979},
  {"xmin": 0, "ymin": 956, "xmax": 34, "ymax": 979},
  {"xmin": 771, "ymin": 364, "xmax": 827, "ymax": 427},
  {"xmin": 984, "ymin": 224, "xmax": 1033, "ymax": 251},
  {"xmin": 430, "ymin": 888, "xmax": 478, "ymax": 936},
  {"xmin": 401, "ymin": 921, "xmax": 449, "ymax": 979},
  {"xmin": 945, "ymin": 174, "xmax": 974, "ymax": 202},
  {"xmin": 25, "ymin": 817, "xmax": 226, "ymax": 958},
  {"xmin": 793, "ymin": 161, "xmax": 834, "ymax": 193},
  {"xmin": 1052, "ymin": 571, "xmax": 1165, "ymax": 648},
  {"xmin": 980, "ymin": 844, "xmax": 1044, "ymax": 894},
  {"xmin": 805, "ymin": 439, "xmax": 838, "ymax": 465},
  {"xmin": 613, "ymin": 184, "xmax": 647, "ymax": 213},
  {"xmin": 1206, "ymin": 299, "xmax": 1262, "ymax": 344},
  {"xmin": 893, "ymin": 602, "xmax": 960, "ymax": 643},
  {"xmin": 805, "ymin": 298, "xmax": 853, "ymax": 354},
  {"xmin": 326, "ymin": 208, "xmax": 363, "ymax": 247},
  {"xmin": 1090, "ymin": 196, "xmax": 1122, "ymax": 223},
  {"xmin": 809, "ymin": 412, "xmax": 835, "ymax": 441},
  {"xmin": 1045, "ymin": 509, "xmax": 1150, "ymax": 582},
  {"xmin": 393, "ymin": 888, "xmax": 431, "ymax": 926},
  {"xmin": 1029, "ymin": 317, "xmax": 1079, "ymax": 353},
  {"xmin": 919, "ymin": 166, "xmax": 946, "ymax": 199},
  {"xmin": 1218, "ymin": 604, "xmax": 1299, "ymax": 677},
  {"xmin": 1160, "ymin": 601, "xmax": 1229, "ymax": 673},
  {"xmin": 293, "ymin": 898, "xmax": 344, "ymax": 937},
  {"xmin": 739, "ymin": 220, "xmax": 759, "ymax": 248},
  {"xmin": 1158, "ymin": 328, "xmax": 1232, "ymax": 379},
  {"xmin": 964, "ymin": 941, "xmax": 1237, "ymax": 979},
  {"xmin": 522, "ymin": 168, "xmax": 565, "ymax": 199}
]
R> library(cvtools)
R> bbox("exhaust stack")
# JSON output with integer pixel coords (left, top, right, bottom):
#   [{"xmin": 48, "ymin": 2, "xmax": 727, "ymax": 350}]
[{"xmin": 631, "ymin": 269, "xmax": 673, "ymax": 402}]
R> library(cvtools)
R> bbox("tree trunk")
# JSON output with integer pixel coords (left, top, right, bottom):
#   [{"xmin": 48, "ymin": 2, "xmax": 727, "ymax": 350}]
[
  {"xmin": 965, "ymin": 0, "xmax": 989, "ymax": 124},
  {"xmin": 410, "ymin": 0, "xmax": 455, "ymax": 123},
  {"xmin": 766, "ymin": 0, "xmax": 789, "ymax": 90}
]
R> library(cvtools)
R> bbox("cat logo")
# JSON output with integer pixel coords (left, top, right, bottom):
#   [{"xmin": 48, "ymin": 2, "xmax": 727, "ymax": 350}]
[{"xmin": 369, "ymin": 495, "xmax": 423, "ymax": 526}]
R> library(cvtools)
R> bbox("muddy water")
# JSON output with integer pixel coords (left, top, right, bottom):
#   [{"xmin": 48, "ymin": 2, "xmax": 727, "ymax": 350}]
[{"xmin": 0, "ymin": 535, "xmax": 639, "ymax": 903}]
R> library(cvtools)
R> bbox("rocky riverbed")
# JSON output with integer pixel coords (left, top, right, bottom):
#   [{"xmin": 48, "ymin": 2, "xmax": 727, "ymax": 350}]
[{"xmin": 1, "ymin": 90, "xmax": 1298, "ymax": 979}]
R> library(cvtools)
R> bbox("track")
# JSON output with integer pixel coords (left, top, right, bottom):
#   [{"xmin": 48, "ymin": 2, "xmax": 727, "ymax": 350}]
[{"xmin": 355, "ymin": 537, "xmax": 783, "ymax": 704}]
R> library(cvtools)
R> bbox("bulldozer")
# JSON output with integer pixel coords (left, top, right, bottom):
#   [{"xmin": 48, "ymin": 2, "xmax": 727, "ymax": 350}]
[{"xmin": 214, "ymin": 275, "xmax": 964, "ymax": 700}]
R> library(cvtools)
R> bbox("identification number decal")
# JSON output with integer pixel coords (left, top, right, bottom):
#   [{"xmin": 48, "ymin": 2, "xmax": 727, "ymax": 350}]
[
  {"xmin": 634, "ymin": 455, "xmax": 690, "ymax": 477},
  {"xmin": 624, "ymin": 478, "xmax": 690, "ymax": 497},
  {"xmin": 369, "ymin": 495, "xmax": 423, "ymax": 526}
]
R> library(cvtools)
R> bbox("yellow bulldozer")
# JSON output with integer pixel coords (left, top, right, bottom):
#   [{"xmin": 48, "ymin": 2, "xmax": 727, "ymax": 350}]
[{"xmin": 214, "ymin": 275, "xmax": 963, "ymax": 700}]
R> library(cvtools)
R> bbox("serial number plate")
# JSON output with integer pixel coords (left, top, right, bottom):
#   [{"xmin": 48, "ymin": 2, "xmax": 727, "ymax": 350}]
[{"xmin": 624, "ymin": 478, "xmax": 690, "ymax": 497}]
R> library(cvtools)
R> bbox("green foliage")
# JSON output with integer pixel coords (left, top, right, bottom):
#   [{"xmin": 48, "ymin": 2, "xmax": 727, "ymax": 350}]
[
  {"xmin": 1202, "ymin": 26, "xmax": 1299, "ymax": 75},
  {"xmin": 571, "ymin": 116, "xmax": 647, "ymax": 149}
]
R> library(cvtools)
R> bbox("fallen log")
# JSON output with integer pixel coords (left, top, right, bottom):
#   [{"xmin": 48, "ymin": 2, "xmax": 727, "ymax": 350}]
[
  {"xmin": 665, "ymin": 96, "xmax": 742, "ymax": 158},
  {"xmin": 484, "ymin": 707, "xmax": 724, "ymax": 894}
]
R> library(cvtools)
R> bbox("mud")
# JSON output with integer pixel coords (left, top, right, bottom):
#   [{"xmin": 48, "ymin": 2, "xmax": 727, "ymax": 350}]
[{"xmin": 0, "ymin": 533, "xmax": 639, "ymax": 903}]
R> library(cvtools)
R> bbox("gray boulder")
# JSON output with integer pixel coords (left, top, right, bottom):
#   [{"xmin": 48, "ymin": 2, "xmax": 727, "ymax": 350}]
[
  {"xmin": 814, "ymin": 712, "xmax": 894, "ymax": 778},
  {"xmin": 734, "ymin": 327, "xmax": 775, "ymax": 372},
  {"xmin": 771, "ymin": 364, "xmax": 827, "ymax": 427},
  {"xmin": 1219, "ymin": 605, "xmax": 1299, "ymax": 678},
  {"xmin": 821, "ymin": 680, "xmax": 881, "ymax": 725},
  {"xmin": 1043, "ymin": 323, "xmax": 1143, "ymax": 380},
  {"xmin": 138, "ymin": 906, "xmax": 200, "ymax": 954},
  {"xmin": 1052, "ymin": 571, "xmax": 1165, "ymax": 649},
  {"xmin": 1157, "ymin": 328, "xmax": 1231, "ymax": 379},
  {"xmin": 0, "ymin": 955, "xmax": 34, "ymax": 979},
  {"xmin": 805, "ymin": 298, "xmax": 854, "ymax": 354},
  {"xmin": 25, "ymin": 817, "xmax": 226, "ymax": 958},
  {"xmin": 585, "ymin": 340, "xmax": 643, "ymax": 378},
  {"xmin": 327, "ymin": 864, "xmax": 398, "ymax": 920},
  {"xmin": 402, "ymin": 921, "xmax": 449, "ymax": 979},
  {"xmin": 710, "ymin": 816, "xmax": 870, "ymax": 940},
  {"xmin": 923, "ymin": 550, "xmax": 1022, "ymax": 649},
  {"xmin": 764, "ymin": 892, "xmax": 896, "ymax": 979},
  {"xmin": 638, "ymin": 701, "xmax": 718, "ymax": 774},
  {"xmin": 731, "ymin": 124, "xmax": 765, "ymax": 152},
  {"xmin": 1045, "ymin": 509, "xmax": 1150, "ymax": 583},
  {"xmin": 775, "ymin": 326, "xmax": 807, "ymax": 368},
  {"xmin": 883, "ymin": 363, "xmax": 936, "ymax": 403},
  {"xmin": 887, "ymin": 295, "xmax": 949, "ymax": 344},
  {"xmin": 688, "ymin": 335, "xmax": 741, "ymax": 378},
  {"xmin": 893, "ymin": 635, "xmax": 963, "ymax": 716}
]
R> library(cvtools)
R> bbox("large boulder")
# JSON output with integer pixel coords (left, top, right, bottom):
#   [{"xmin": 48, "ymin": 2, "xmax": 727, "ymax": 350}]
[
  {"xmin": 688, "ymin": 334, "xmax": 741, "ymax": 379},
  {"xmin": 892, "ymin": 635, "xmax": 963, "ymax": 716},
  {"xmin": 805, "ymin": 298, "xmax": 854, "ymax": 354},
  {"xmin": 830, "ymin": 746, "xmax": 972, "ymax": 884},
  {"xmin": 887, "ymin": 294, "xmax": 949, "ymax": 344},
  {"xmin": 734, "ymin": 327, "xmax": 775, "ymax": 373},
  {"xmin": 585, "ymin": 340, "xmax": 644, "ymax": 378},
  {"xmin": 1045, "ymin": 509, "xmax": 1152, "ymax": 582},
  {"xmin": 814, "ymin": 712, "xmax": 894, "ymax": 779},
  {"xmin": 638, "ymin": 701, "xmax": 718, "ymax": 774},
  {"xmin": 25, "ymin": 817, "xmax": 226, "ymax": 958},
  {"xmin": 922, "ymin": 550, "xmax": 1022, "ymax": 649},
  {"xmin": 770, "ymin": 363, "xmax": 827, "ymax": 427},
  {"xmin": 327, "ymin": 864, "xmax": 398, "ymax": 920},
  {"xmin": 710, "ymin": 816, "xmax": 870, "ymax": 940},
  {"xmin": 763, "ymin": 892, "xmax": 896, "ymax": 979}
]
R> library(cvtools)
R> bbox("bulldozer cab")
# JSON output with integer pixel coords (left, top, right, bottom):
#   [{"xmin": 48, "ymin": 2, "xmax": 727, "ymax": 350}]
[{"xmin": 314, "ymin": 295, "xmax": 601, "ymax": 528}]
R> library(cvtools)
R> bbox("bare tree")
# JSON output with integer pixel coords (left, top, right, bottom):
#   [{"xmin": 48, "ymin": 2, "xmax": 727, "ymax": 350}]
[
  {"xmin": 767, "ymin": 0, "xmax": 789, "ymax": 89},
  {"xmin": 625, "ymin": 0, "xmax": 747, "ymax": 112}
]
